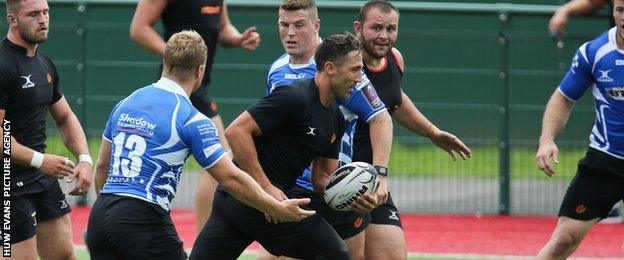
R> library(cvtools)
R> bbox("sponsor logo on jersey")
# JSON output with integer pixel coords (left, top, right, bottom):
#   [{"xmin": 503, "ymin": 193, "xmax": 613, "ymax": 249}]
[
  {"xmin": 203, "ymin": 143, "xmax": 222, "ymax": 158},
  {"xmin": 597, "ymin": 70, "xmax": 614, "ymax": 83},
  {"xmin": 576, "ymin": 204, "xmax": 587, "ymax": 214},
  {"xmin": 362, "ymin": 85, "xmax": 383, "ymax": 109},
  {"xmin": 616, "ymin": 59, "xmax": 624, "ymax": 66},
  {"xmin": 606, "ymin": 86, "xmax": 624, "ymax": 100},
  {"xmin": 117, "ymin": 113, "xmax": 157, "ymax": 136},
  {"xmin": 306, "ymin": 127, "xmax": 316, "ymax": 136},
  {"xmin": 20, "ymin": 74, "xmax": 35, "ymax": 89},
  {"xmin": 284, "ymin": 73, "xmax": 308, "ymax": 80},
  {"xmin": 201, "ymin": 6, "xmax": 221, "ymax": 15}
]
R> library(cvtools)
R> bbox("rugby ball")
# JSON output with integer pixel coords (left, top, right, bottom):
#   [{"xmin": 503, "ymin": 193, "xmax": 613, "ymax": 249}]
[{"xmin": 324, "ymin": 162, "xmax": 379, "ymax": 211}]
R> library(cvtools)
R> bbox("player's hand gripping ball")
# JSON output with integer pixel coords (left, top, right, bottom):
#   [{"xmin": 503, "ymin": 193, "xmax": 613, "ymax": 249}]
[{"xmin": 324, "ymin": 162, "xmax": 379, "ymax": 211}]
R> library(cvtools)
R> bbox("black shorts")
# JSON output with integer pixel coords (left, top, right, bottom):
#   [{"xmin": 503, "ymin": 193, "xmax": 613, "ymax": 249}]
[
  {"xmin": 559, "ymin": 148, "xmax": 624, "ymax": 221},
  {"xmin": 86, "ymin": 194, "xmax": 186, "ymax": 260},
  {"xmin": 289, "ymin": 185, "xmax": 370, "ymax": 239},
  {"xmin": 190, "ymin": 189, "xmax": 349, "ymax": 260},
  {"xmin": 190, "ymin": 87, "xmax": 219, "ymax": 118},
  {"xmin": 10, "ymin": 177, "xmax": 71, "ymax": 243},
  {"xmin": 370, "ymin": 193, "xmax": 403, "ymax": 228}
]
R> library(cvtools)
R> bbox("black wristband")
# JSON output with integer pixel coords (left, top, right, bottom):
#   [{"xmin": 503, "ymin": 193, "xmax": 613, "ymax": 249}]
[{"xmin": 374, "ymin": 165, "xmax": 388, "ymax": 176}]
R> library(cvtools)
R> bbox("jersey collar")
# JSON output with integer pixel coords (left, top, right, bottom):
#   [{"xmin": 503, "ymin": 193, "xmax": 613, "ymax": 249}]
[
  {"xmin": 153, "ymin": 77, "xmax": 190, "ymax": 101},
  {"xmin": 2, "ymin": 38, "xmax": 30, "ymax": 55}
]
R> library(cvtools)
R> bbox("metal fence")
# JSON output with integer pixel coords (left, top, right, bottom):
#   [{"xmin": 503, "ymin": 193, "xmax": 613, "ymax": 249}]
[{"xmin": 2, "ymin": 1, "xmax": 610, "ymax": 215}]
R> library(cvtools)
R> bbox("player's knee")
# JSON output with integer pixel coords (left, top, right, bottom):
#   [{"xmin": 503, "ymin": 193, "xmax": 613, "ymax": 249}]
[{"xmin": 549, "ymin": 232, "xmax": 578, "ymax": 257}]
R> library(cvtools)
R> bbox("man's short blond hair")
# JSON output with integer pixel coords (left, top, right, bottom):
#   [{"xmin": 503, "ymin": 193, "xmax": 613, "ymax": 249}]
[
  {"xmin": 279, "ymin": 0, "xmax": 318, "ymax": 20},
  {"xmin": 163, "ymin": 30, "xmax": 208, "ymax": 78}
]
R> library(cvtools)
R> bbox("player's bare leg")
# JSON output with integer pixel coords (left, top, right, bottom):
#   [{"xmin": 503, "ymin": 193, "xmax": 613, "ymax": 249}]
[
  {"xmin": 344, "ymin": 231, "xmax": 365, "ymax": 260},
  {"xmin": 195, "ymin": 115, "xmax": 230, "ymax": 232},
  {"xmin": 37, "ymin": 214, "xmax": 76, "ymax": 260},
  {"xmin": 537, "ymin": 216, "xmax": 597, "ymax": 260},
  {"xmin": 10, "ymin": 236, "xmax": 38, "ymax": 260},
  {"xmin": 365, "ymin": 224, "xmax": 406, "ymax": 260}
]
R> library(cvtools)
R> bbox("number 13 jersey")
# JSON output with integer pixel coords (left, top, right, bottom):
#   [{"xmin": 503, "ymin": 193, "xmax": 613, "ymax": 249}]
[{"xmin": 100, "ymin": 77, "xmax": 226, "ymax": 211}]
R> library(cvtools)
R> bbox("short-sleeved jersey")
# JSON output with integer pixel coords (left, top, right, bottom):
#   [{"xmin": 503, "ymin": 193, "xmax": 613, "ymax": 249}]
[
  {"xmin": 247, "ymin": 79, "xmax": 345, "ymax": 191},
  {"xmin": 266, "ymin": 53, "xmax": 317, "ymax": 95},
  {"xmin": 161, "ymin": 0, "xmax": 222, "ymax": 87},
  {"xmin": 558, "ymin": 27, "xmax": 624, "ymax": 159},
  {"xmin": 0, "ymin": 38, "xmax": 62, "ymax": 189},
  {"xmin": 266, "ymin": 52, "xmax": 386, "ymax": 191},
  {"xmin": 100, "ymin": 78, "xmax": 226, "ymax": 211},
  {"xmin": 353, "ymin": 50, "xmax": 404, "ymax": 164}
]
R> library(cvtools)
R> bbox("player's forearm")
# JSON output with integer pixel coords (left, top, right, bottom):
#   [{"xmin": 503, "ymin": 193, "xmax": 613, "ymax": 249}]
[
  {"xmin": 9, "ymin": 136, "xmax": 38, "ymax": 167},
  {"xmin": 225, "ymin": 127, "xmax": 271, "ymax": 187},
  {"xmin": 394, "ymin": 92, "xmax": 435, "ymax": 137},
  {"xmin": 130, "ymin": 26, "xmax": 166, "ymax": 56},
  {"xmin": 369, "ymin": 111, "xmax": 392, "ymax": 167},
  {"xmin": 310, "ymin": 158, "xmax": 334, "ymax": 195},
  {"xmin": 539, "ymin": 91, "xmax": 574, "ymax": 144},
  {"xmin": 559, "ymin": 0, "xmax": 600, "ymax": 16},
  {"xmin": 218, "ymin": 24, "xmax": 242, "ymax": 48},
  {"xmin": 55, "ymin": 113, "xmax": 90, "ymax": 158}
]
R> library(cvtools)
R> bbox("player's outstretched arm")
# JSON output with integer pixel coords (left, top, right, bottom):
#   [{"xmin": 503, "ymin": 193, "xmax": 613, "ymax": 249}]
[
  {"xmin": 130, "ymin": 0, "xmax": 168, "ymax": 56},
  {"xmin": 536, "ymin": 91, "xmax": 574, "ymax": 177},
  {"xmin": 94, "ymin": 140, "xmax": 112, "ymax": 197},
  {"xmin": 218, "ymin": 1, "xmax": 260, "ymax": 50},
  {"xmin": 549, "ymin": 0, "xmax": 603, "ymax": 36},
  {"xmin": 50, "ymin": 96, "xmax": 93, "ymax": 195},
  {"xmin": 225, "ymin": 111, "xmax": 287, "ymax": 201},
  {"xmin": 208, "ymin": 157, "xmax": 315, "ymax": 222}
]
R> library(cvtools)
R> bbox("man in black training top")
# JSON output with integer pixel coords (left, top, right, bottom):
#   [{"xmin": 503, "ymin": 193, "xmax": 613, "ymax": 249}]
[
  {"xmin": 190, "ymin": 32, "xmax": 377, "ymax": 260},
  {"xmin": 1, "ymin": 0, "xmax": 93, "ymax": 258}
]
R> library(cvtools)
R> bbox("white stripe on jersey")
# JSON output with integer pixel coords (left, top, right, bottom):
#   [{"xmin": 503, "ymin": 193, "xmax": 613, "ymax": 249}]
[{"xmin": 592, "ymin": 28, "xmax": 618, "ymax": 73}]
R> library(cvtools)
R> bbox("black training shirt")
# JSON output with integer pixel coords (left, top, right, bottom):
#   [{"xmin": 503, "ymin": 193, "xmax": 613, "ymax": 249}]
[
  {"xmin": 161, "ymin": 0, "xmax": 222, "ymax": 87},
  {"xmin": 0, "ymin": 38, "xmax": 62, "ymax": 189},
  {"xmin": 246, "ymin": 79, "xmax": 345, "ymax": 191}
]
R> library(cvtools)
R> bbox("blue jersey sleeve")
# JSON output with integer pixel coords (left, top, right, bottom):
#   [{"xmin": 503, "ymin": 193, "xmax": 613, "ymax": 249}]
[
  {"xmin": 102, "ymin": 100, "xmax": 124, "ymax": 142},
  {"xmin": 558, "ymin": 43, "xmax": 593, "ymax": 102},
  {"xmin": 181, "ymin": 113, "xmax": 226, "ymax": 169},
  {"xmin": 338, "ymin": 72, "xmax": 386, "ymax": 122}
]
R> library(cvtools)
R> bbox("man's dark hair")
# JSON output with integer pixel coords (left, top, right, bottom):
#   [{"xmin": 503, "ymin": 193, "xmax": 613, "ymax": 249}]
[
  {"xmin": 315, "ymin": 32, "xmax": 361, "ymax": 72},
  {"xmin": 357, "ymin": 0, "xmax": 399, "ymax": 23}
]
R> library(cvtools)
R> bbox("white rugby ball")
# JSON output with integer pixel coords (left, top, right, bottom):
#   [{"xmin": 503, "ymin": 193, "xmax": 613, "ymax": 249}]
[{"xmin": 324, "ymin": 162, "xmax": 379, "ymax": 211}]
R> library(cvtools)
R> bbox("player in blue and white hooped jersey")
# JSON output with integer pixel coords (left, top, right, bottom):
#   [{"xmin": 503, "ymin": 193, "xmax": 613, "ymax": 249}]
[
  {"xmin": 257, "ymin": 1, "xmax": 394, "ymax": 260},
  {"xmin": 536, "ymin": 2, "xmax": 624, "ymax": 257},
  {"xmin": 85, "ymin": 31, "xmax": 314, "ymax": 260}
]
